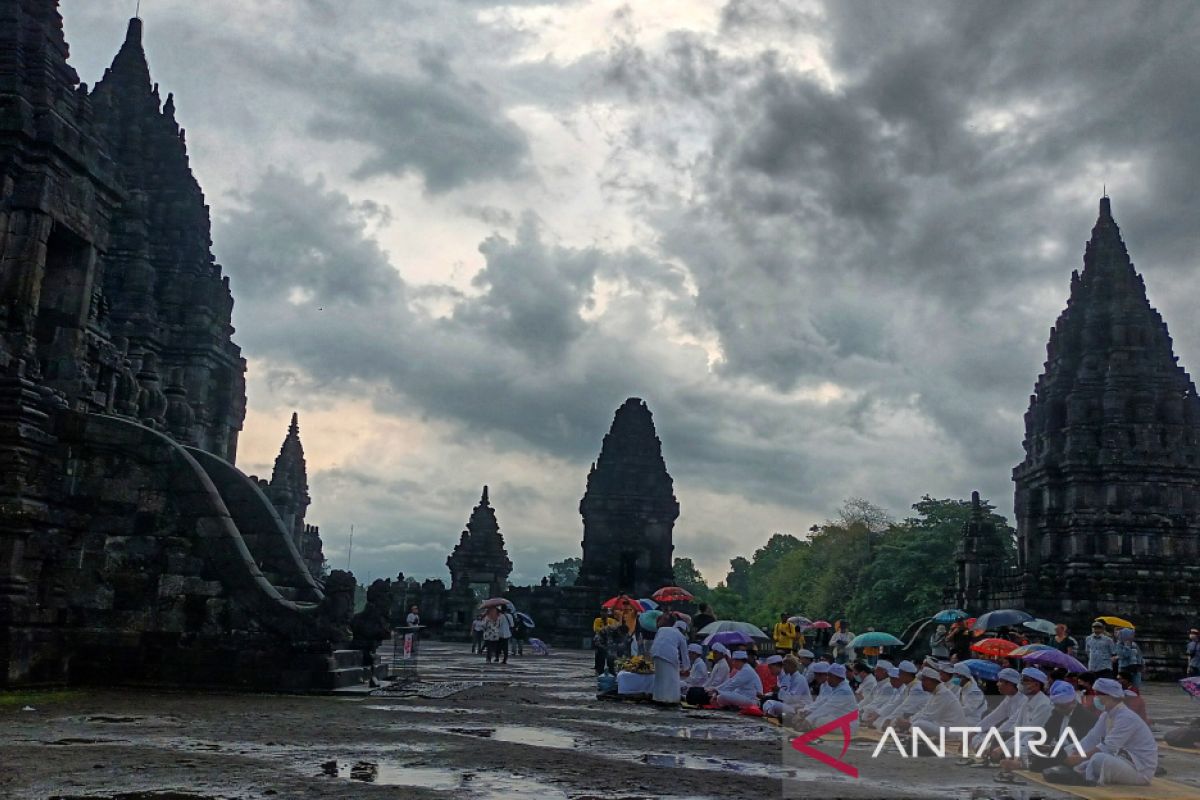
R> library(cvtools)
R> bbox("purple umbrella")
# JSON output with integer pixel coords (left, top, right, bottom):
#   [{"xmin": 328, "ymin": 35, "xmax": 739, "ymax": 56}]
[
  {"xmin": 703, "ymin": 631, "xmax": 754, "ymax": 647},
  {"xmin": 1179, "ymin": 676, "xmax": 1200, "ymax": 700},
  {"xmin": 1021, "ymin": 648, "xmax": 1086, "ymax": 673}
]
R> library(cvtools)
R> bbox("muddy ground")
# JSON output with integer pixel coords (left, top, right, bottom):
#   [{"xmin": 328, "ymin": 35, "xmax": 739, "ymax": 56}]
[{"xmin": 4, "ymin": 642, "xmax": 1200, "ymax": 799}]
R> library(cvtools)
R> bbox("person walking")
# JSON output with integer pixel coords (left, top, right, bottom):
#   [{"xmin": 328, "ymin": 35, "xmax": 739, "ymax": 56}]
[
  {"xmin": 481, "ymin": 608, "xmax": 502, "ymax": 664},
  {"xmin": 470, "ymin": 614, "xmax": 485, "ymax": 655},
  {"xmin": 1187, "ymin": 628, "xmax": 1200, "ymax": 678},
  {"xmin": 512, "ymin": 612, "xmax": 528, "ymax": 657},
  {"xmin": 498, "ymin": 606, "xmax": 514, "ymax": 664}
]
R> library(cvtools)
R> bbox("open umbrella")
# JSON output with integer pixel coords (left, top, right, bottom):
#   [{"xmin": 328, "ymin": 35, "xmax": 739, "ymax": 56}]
[
  {"xmin": 1178, "ymin": 677, "xmax": 1200, "ymax": 700},
  {"xmin": 933, "ymin": 609, "xmax": 969, "ymax": 624},
  {"xmin": 698, "ymin": 620, "xmax": 769, "ymax": 640},
  {"xmin": 652, "ymin": 586, "xmax": 695, "ymax": 603},
  {"xmin": 480, "ymin": 597, "xmax": 510, "ymax": 608},
  {"xmin": 515, "ymin": 611, "xmax": 535, "ymax": 629},
  {"xmin": 638, "ymin": 598, "xmax": 659, "ymax": 610},
  {"xmin": 850, "ymin": 631, "xmax": 904, "ymax": 648},
  {"xmin": 1022, "ymin": 649, "xmax": 1086, "ymax": 673},
  {"xmin": 806, "ymin": 620, "xmax": 832, "ymax": 630},
  {"xmin": 960, "ymin": 659, "xmax": 1002, "ymax": 681},
  {"xmin": 1095, "ymin": 615, "xmax": 1135, "ymax": 629},
  {"xmin": 972, "ymin": 609, "xmax": 1033, "ymax": 632},
  {"xmin": 638, "ymin": 609, "xmax": 664, "ymax": 632},
  {"xmin": 670, "ymin": 612, "xmax": 693, "ymax": 625},
  {"xmin": 1009, "ymin": 643, "xmax": 1055, "ymax": 658},
  {"xmin": 788, "ymin": 615, "xmax": 812, "ymax": 627},
  {"xmin": 704, "ymin": 631, "xmax": 754, "ymax": 647},
  {"xmin": 970, "ymin": 637, "xmax": 1018, "ymax": 657},
  {"xmin": 1022, "ymin": 618, "xmax": 1057, "ymax": 636},
  {"xmin": 602, "ymin": 595, "xmax": 644, "ymax": 612}
]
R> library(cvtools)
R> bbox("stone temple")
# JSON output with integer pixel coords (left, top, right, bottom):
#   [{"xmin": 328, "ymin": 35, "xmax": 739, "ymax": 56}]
[
  {"xmin": 0, "ymin": 6, "xmax": 371, "ymax": 688},
  {"xmin": 957, "ymin": 197, "xmax": 1200, "ymax": 674}
]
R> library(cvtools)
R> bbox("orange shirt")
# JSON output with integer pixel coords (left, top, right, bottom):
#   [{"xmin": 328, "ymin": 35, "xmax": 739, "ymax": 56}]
[{"xmin": 756, "ymin": 663, "xmax": 778, "ymax": 694}]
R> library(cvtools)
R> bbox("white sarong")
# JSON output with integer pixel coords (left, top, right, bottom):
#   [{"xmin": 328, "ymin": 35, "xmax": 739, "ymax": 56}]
[{"xmin": 652, "ymin": 657, "xmax": 679, "ymax": 703}]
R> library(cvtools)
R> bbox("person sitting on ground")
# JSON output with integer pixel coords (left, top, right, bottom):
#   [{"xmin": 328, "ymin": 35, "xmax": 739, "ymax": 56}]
[
  {"xmin": 947, "ymin": 662, "xmax": 987, "ymax": 726},
  {"xmin": 684, "ymin": 644, "xmax": 708, "ymax": 689},
  {"xmin": 703, "ymin": 643, "xmax": 732, "ymax": 691},
  {"xmin": 794, "ymin": 663, "xmax": 859, "ymax": 734},
  {"xmin": 774, "ymin": 614, "xmax": 797, "ymax": 656},
  {"xmin": 1004, "ymin": 680, "xmax": 1090, "ymax": 775},
  {"xmin": 859, "ymin": 660, "xmax": 897, "ymax": 714},
  {"xmin": 709, "ymin": 650, "xmax": 763, "ymax": 709},
  {"xmin": 861, "ymin": 665, "xmax": 902, "ymax": 726},
  {"xmin": 898, "ymin": 666, "xmax": 966, "ymax": 743},
  {"xmin": 809, "ymin": 661, "xmax": 831, "ymax": 698},
  {"xmin": 989, "ymin": 667, "xmax": 1052, "ymax": 774},
  {"xmin": 1061, "ymin": 677, "xmax": 1157, "ymax": 787},
  {"xmin": 763, "ymin": 655, "xmax": 812, "ymax": 720},
  {"xmin": 756, "ymin": 654, "xmax": 783, "ymax": 695},
  {"xmin": 852, "ymin": 660, "xmax": 875, "ymax": 701},
  {"xmin": 875, "ymin": 660, "xmax": 927, "ymax": 732},
  {"xmin": 796, "ymin": 649, "xmax": 816, "ymax": 681},
  {"xmin": 961, "ymin": 668, "xmax": 1026, "ymax": 762}
]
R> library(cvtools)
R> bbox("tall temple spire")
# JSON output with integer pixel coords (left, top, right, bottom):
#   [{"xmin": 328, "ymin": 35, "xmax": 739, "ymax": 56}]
[{"xmin": 447, "ymin": 487, "xmax": 512, "ymax": 598}]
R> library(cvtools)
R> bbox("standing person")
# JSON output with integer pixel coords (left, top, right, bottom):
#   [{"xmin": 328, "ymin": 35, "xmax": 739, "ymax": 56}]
[
  {"xmin": 470, "ymin": 614, "xmax": 485, "ymax": 655},
  {"xmin": 405, "ymin": 605, "xmax": 421, "ymax": 626},
  {"xmin": 947, "ymin": 621, "xmax": 972, "ymax": 663},
  {"xmin": 497, "ymin": 606, "xmax": 513, "ymax": 664},
  {"xmin": 512, "ymin": 612, "xmax": 528, "ymax": 657},
  {"xmin": 692, "ymin": 604, "xmax": 716, "ymax": 635},
  {"xmin": 1052, "ymin": 623, "xmax": 1078, "ymax": 656},
  {"xmin": 1064, "ymin": 678, "xmax": 1157, "ymax": 787},
  {"xmin": 593, "ymin": 610, "xmax": 612, "ymax": 673},
  {"xmin": 930, "ymin": 625, "xmax": 950, "ymax": 660},
  {"xmin": 1188, "ymin": 628, "xmax": 1200, "ymax": 678},
  {"xmin": 1115, "ymin": 628, "xmax": 1143, "ymax": 687},
  {"xmin": 773, "ymin": 614, "xmax": 797, "ymax": 656},
  {"xmin": 829, "ymin": 620, "xmax": 853, "ymax": 664},
  {"xmin": 481, "ymin": 607, "xmax": 502, "ymax": 664},
  {"xmin": 1084, "ymin": 622, "xmax": 1117, "ymax": 673},
  {"xmin": 649, "ymin": 617, "xmax": 690, "ymax": 706}
]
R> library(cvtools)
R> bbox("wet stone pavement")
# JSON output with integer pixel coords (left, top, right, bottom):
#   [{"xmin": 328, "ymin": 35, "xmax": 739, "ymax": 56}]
[{"xmin": 4, "ymin": 642, "xmax": 1200, "ymax": 799}]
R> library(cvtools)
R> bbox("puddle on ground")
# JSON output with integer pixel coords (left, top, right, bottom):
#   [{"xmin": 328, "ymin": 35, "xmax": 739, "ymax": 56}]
[
  {"xmin": 638, "ymin": 752, "xmax": 842, "ymax": 782},
  {"xmin": 325, "ymin": 760, "xmax": 571, "ymax": 797},
  {"xmin": 44, "ymin": 737, "xmax": 129, "ymax": 746},
  {"xmin": 570, "ymin": 717, "xmax": 777, "ymax": 742},
  {"xmin": 364, "ymin": 704, "xmax": 483, "ymax": 715},
  {"xmin": 436, "ymin": 725, "xmax": 581, "ymax": 749}
]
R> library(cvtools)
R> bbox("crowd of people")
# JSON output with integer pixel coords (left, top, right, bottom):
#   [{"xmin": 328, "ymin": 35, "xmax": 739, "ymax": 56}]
[
  {"xmin": 469, "ymin": 604, "xmax": 530, "ymax": 665},
  {"xmin": 590, "ymin": 604, "xmax": 1174, "ymax": 790}
]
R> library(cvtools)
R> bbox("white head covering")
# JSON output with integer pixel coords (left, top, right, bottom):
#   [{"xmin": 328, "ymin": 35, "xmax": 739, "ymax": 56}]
[
  {"xmin": 812, "ymin": 662, "xmax": 830, "ymax": 674},
  {"xmin": 1049, "ymin": 680, "xmax": 1076, "ymax": 705},
  {"xmin": 918, "ymin": 666, "xmax": 941, "ymax": 681},
  {"xmin": 711, "ymin": 642, "xmax": 729, "ymax": 656},
  {"xmin": 997, "ymin": 667, "xmax": 1021, "ymax": 685},
  {"xmin": 898, "ymin": 660, "xmax": 918, "ymax": 674},
  {"xmin": 765, "ymin": 655, "xmax": 784, "ymax": 665},
  {"xmin": 935, "ymin": 661, "xmax": 954, "ymax": 674},
  {"xmin": 688, "ymin": 643, "xmax": 703, "ymax": 655},
  {"xmin": 875, "ymin": 659, "xmax": 894, "ymax": 672},
  {"xmin": 829, "ymin": 663, "xmax": 847, "ymax": 679},
  {"xmin": 886, "ymin": 667, "xmax": 900, "ymax": 678},
  {"xmin": 797, "ymin": 649, "xmax": 815, "ymax": 659},
  {"xmin": 1020, "ymin": 666, "xmax": 1048, "ymax": 685},
  {"xmin": 953, "ymin": 662, "xmax": 974, "ymax": 680},
  {"xmin": 731, "ymin": 650, "xmax": 749, "ymax": 661},
  {"xmin": 1093, "ymin": 677, "xmax": 1124, "ymax": 698}
]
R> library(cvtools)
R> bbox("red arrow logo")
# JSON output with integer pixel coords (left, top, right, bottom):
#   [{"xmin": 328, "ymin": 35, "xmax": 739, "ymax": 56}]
[{"xmin": 789, "ymin": 711, "xmax": 859, "ymax": 778}]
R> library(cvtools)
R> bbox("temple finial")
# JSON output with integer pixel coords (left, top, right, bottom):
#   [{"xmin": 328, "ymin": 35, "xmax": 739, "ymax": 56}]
[
  {"xmin": 126, "ymin": 16, "xmax": 143, "ymax": 45},
  {"xmin": 1099, "ymin": 194, "xmax": 1112, "ymax": 220},
  {"xmin": 288, "ymin": 411, "xmax": 299, "ymax": 436},
  {"xmin": 481, "ymin": 485, "xmax": 490, "ymax": 505}
]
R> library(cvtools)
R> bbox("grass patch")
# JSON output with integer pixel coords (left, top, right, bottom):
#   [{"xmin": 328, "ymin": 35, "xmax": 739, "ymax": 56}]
[{"xmin": 0, "ymin": 689, "xmax": 83, "ymax": 707}]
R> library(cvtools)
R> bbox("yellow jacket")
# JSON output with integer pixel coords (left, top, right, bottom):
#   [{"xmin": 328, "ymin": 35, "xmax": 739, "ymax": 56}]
[{"xmin": 773, "ymin": 621, "xmax": 797, "ymax": 649}]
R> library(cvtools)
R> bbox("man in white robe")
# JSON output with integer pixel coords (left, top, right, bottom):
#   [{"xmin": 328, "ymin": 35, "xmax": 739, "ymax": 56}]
[
  {"xmin": 703, "ymin": 643, "xmax": 731, "ymax": 691},
  {"xmin": 902, "ymin": 666, "xmax": 966, "ymax": 739},
  {"xmin": 993, "ymin": 667, "xmax": 1052, "ymax": 759},
  {"xmin": 859, "ymin": 660, "xmax": 896, "ymax": 712},
  {"xmin": 797, "ymin": 649, "xmax": 816, "ymax": 681},
  {"xmin": 964, "ymin": 667, "xmax": 1026, "ymax": 757},
  {"xmin": 795, "ymin": 663, "xmax": 860, "ymax": 734},
  {"xmin": 649, "ymin": 619, "xmax": 690, "ymax": 704},
  {"xmin": 852, "ymin": 662, "xmax": 876, "ymax": 702},
  {"xmin": 861, "ymin": 665, "xmax": 902, "ymax": 726},
  {"xmin": 763, "ymin": 655, "xmax": 812, "ymax": 719},
  {"xmin": 948, "ymin": 662, "xmax": 987, "ymax": 726},
  {"xmin": 875, "ymin": 660, "xmax": 927, "ymax": 730},
  {"xmin": 810, "ymin": 660, "xmax": 831, "ymax": 698},
  {"xmin": 710, "ymin": 650, "xmax": 763, "ymax": 709},
  {"xmin": 1065, "ymin": 677, "xmax": 1157, "ymax": 786},
  {"xmin": 684, "ymin": 643, "xmax": 708, "ymax": 690}
]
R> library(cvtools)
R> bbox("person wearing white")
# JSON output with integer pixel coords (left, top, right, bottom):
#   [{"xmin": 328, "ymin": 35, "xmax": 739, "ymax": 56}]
[
  {"xmin": 649, "ymin": 619, "xmax": 690, "ymax": 704},
  {"xmin": 875, "ymin": 660, "xmax": 927, "ymax": 730},
  {"xmin": 859, "ymin": 660, "xmax": 896, "ymax": 712},
  {"xmin": 996, "ymin": 667, "xmax": 1053, "ymax": 758},
  {"xmin": 703, "ymin": 643, "xmax": 731, "ymax": 691},
  {"xmin": 684, "ymin": 644, "xmax": 708, "ymax": 689},
  {"xmin": 809, "ymin": 660, "xmax": 831, "ymax": 698},
  {"xmin": 763, "ymin": 655, "xmax": 813, "ymax": 719},
  {"xmin": 966, "ymin": 668, "xmax": 1027, "ymax": 754},
  {"xmin": 796, "ymin": 663, "xmax": 860, "ymax": 734},
  {"xmin": 1067, "ymin": 677, "xmax": 1157, "ymax": 786},
  {"xmin": 862, "ymin": 665, "xmax": 903, "ymax": 726},
  {"xmin": 950, "ymin": 662, "xmax": 987, "ymax": 726},
  {"xmin": 710, "ymin": 650, "xmax": 763, "ymax": 709},
  {"xmin": 853, "ymin": 662, "xmax": 876, "ymax": 702},
  {"xmin": 904, "ymin": 667, "xmax": 967, "ymax": 737}
]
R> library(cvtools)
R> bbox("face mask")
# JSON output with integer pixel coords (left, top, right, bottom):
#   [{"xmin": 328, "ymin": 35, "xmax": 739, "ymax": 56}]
[
  {"xmin": 1093, "ymin": 697, "xmax": 1106, "ymax": 712},
  {"xmin": 951, "ymin": 677, "xmax": 963, "ymax": 686}
]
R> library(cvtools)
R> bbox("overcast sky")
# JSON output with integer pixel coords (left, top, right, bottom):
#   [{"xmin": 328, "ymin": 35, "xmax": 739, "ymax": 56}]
[{"xmin": 62, "ymin": 1, "xmax": 1200, "ymax": 586}]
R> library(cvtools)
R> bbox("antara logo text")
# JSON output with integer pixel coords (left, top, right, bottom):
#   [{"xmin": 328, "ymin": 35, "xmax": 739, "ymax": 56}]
[{"xmin": 789, "ymin": 711, "xmax": 1086, "ymax": 778}]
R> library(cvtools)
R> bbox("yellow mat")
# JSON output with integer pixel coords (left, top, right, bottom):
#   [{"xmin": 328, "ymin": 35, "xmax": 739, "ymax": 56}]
[
  {"xmin": 1160, "ymin": 743, "xmax": 1200, "ymax": 757},
  {"xmin": 1017, "ymin": 770, "xmax": 1198, "ymax": 800}
]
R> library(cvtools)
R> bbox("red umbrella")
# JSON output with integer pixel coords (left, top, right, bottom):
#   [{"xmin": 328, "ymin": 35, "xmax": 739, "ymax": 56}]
[
  {"xmin": 480, "ymin": 597, "xmax": 510, "ymax": 608},
  {"xmin": 602, "ymin": 594, "xmax": 644, "ymax": 612},
  {"xmin": 806, "ymin": 620, "xmax": 832, "ymax": 630},
  {"xmin": 652, "ymin": 586, "xmax": 695, "ymax": 603},
  {"xmin": 970, "ymin": 637, "xmax": 1018, "ymax": 658}
]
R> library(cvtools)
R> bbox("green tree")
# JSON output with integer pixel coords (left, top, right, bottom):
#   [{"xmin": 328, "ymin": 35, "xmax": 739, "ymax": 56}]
[
  {"xmin": 672, "ymin": 557, "xmax": 710, "ymax": 598},
  {"xmin": 547, "ymin": 557, "xmax": 582, "ymax": 587},
  {"xmin": 725, "ymin": 556, "xmax": 752, "ymax": 596}
]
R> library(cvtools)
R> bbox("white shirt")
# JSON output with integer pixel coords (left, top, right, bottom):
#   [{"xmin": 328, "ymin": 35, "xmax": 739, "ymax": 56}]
[
  {"xmin": 807, "ymin": 680, "xmax": 860, "ymax": 732},
  {"xmin": 497, "ymin": 614, "xmax": 512, "ymax": 638},
  {"xmin": 406, "ymin": 612, "xmax": 420, "ymax": 626},
  {"xmin": 862, "ymin": 679, "xmax": 898, "ymax": 713},
  {"xmin": 686, "ymin": 657, "xmax": 708, "ymax": 687},
  {"xmin": 958, "ymin": 680, "xmax": 987, "ymax": 725},
  {"xmin": 717, "ymin": 664, "xmax": 763, "ymax": 698},
  {"xmin": 979, "ymin": 692, "xmax": 1027, "ymax": 734},
  {"xmin": 649, "ymin": 626, "xmax": 689, "ymax": 668},
  {"xmin": 856, "ymin": 673, "xmax": 877, "ymax": 702},
  {"xmin": 891, "ymin": 679, "xmax": 929, "ymax": 720},
  {"xmin": 1005, "ymin": 691, "xmax": 1053, "ymax": 754},
  {"xmin": 704, "ymin": 658, "xmax": 731, "ymax": 690},
  {"xmin": 911, "ymin": 683, "xmax": 967, "ymax": 728},
  {"xmin": 778, "ymin": 669, "xmax": 812, "ymax": 707},
  {"xmin": 1078, "ymin": 702, "xmax": 1158, "ymax": 782}
]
